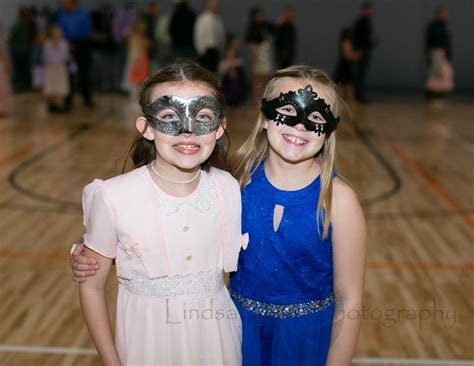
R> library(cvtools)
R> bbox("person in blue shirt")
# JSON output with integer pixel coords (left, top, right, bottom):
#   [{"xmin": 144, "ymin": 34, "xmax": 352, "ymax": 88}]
[{"xmin": 57, "ymin": 0, "xmax": 94, "ymax": 109}]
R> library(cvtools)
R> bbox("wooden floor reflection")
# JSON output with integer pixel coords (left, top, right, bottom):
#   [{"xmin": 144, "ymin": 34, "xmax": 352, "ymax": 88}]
[{"xmin": 0, "ymin": 92, "xmax": 473, "ymax": 365}]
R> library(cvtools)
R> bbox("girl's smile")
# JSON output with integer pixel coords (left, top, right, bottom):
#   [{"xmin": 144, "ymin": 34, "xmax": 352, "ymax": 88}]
[{"xmin": 282, "ymin": 133, "xmax": 309, "ymax": 146}]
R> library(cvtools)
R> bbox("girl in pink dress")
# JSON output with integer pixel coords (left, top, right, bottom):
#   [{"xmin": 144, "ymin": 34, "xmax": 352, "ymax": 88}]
[{"xmin": 78, "ymin": 59, "xmax": 243, "ymax": 365}]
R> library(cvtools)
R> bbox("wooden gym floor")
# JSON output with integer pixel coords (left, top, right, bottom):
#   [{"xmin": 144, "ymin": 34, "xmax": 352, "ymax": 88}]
[{"xmin": 0, "ymin": 91, "xmax": 472, "ymax": 366}]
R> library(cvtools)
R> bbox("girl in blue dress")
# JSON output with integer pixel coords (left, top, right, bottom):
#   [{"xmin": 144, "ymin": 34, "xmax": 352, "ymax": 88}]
[
  {"xmin": 230, "ymin": 65, "xmax": 366, "ymax": 365},
  {"xmin": 70, "ymin": 65, "xmax": 366, "ymax": 365}
]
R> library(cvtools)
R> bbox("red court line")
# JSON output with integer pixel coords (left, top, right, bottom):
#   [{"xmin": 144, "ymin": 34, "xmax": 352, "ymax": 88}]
[
  {"xmin": 0, "ymin": 250, "xmax": 68, "ymax": 261},
  {"xmin": 366, "ymin": 261, "xmax": 474, "ymax": 271},
  {"xmin": 0, "ymin": 250, "xmax": 473, "ymax": 271},
  {"xmin": 387, "ymin": 137, "xmax": 474, "ymax": 229}
]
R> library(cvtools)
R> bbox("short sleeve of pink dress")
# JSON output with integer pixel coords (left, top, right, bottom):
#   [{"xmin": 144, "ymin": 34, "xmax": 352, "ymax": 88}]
[{"xmin": 82, "ymin": 179, "xmax": 118, "ymax": 258}]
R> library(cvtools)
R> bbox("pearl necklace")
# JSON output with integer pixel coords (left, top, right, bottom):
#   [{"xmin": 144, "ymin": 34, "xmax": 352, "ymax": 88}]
[{"xmin": 150, "ymin": 163, "xmax": 201, "ymax": 184}]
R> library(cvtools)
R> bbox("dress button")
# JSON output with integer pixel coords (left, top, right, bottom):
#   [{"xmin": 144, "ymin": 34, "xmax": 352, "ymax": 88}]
[
  {"xmin": 185, "ymin": 255, "xmax": 192, "ymax": 261},
  {"xmin": 183, "ymin": 226, "xmax": 190, "ymax": 232}
]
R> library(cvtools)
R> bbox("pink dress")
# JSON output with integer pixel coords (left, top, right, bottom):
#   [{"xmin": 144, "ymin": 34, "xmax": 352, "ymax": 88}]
[{"xmin": 82, "ymin": 166, "xmax": 244, "ymax": 365}]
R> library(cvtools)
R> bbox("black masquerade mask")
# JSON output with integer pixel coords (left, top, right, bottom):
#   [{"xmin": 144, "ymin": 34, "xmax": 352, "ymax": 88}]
[
  {"xmin": 144, "ymin": 95, "xmax": 223, "ymax": 136},
  {"xmin": 261, "ymin": 85, "xmax": 340, "ymax": 136}
]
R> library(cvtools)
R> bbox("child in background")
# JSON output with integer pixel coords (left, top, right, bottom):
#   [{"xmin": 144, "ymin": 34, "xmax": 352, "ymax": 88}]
[
  {"xmin": 425, "ymin": 48, "xmax": 454, "ymax": 101},
  {"xmin": 43, "ymin": 24, "xmax": 69, "ymax": 113},
  {"xmin": 32, "ymin": 30, "xmax": 46, "ymax": 91},
  {"xmin": 0, "ymin": 23, "xmax": 12, "ymax": 118},
  {"xmin": 77, "ymin": 60, "xmax": 242, "ymax": 365},
  {"xmin": 229, "ymin": 65, "xmax": 366, "ymax": 365},
  {"xmin": 127, "ymin": 19, "xmax": 150, "ymax": 103},
  {"xmin": 219, "ymin": 34, "xmax": 248, "ymax": 106}
]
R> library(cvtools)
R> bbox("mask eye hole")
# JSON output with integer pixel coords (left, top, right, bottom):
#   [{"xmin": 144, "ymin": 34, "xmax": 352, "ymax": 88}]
[
  {"xmin": 156, "ymin": 109, "xmax": 179, "ymax": 122},
  {"xmin": 308, "ymin": 111, "xmax": 326, "ymax": 123},
  {"xmin": 195, "ymin": 108, "xmax": 218, "ymax": 122},
  {"xmin": 276, "ymin": 104, "xmax": 297, "ymax": 116}
]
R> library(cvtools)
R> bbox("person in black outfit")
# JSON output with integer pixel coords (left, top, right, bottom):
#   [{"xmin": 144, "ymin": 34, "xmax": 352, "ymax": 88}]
[
  {"xmin": 169, "ymin": 0, "xmax": 196, "ymax": 60},
  {"xmin": 352, "ymin": 1, "xmax": 376, "ymax": 103},
  {"xmin": 426, "ymin": 7, "xmax": 451, "ymax": 64},
  {"xmin": 334, "ymin": 28, "xmax": 360, "ymax": 102},
  {"xmin": 425, "ymin": 7, "xmax": 452, "ymax": 100},
  {"xmin": 275, "ymin": 6, "xmax": 297, "ymax": 69}
]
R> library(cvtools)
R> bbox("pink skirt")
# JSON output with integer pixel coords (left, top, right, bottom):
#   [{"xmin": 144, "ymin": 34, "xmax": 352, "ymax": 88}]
[{"xmin": 115, "ymin": 269, "xmax": 242, "ymax": 365}]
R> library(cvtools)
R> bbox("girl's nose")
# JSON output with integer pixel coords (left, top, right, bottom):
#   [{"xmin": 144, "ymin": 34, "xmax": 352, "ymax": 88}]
[{"xmin": 293, "ymin": 123, "xmax": 307, "ymax": 132}]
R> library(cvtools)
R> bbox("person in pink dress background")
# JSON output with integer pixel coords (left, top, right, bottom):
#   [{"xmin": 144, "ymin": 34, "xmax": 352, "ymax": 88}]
[{"xmin": 77, "ymin": 59, "xmax": 243, "ymax": 365}]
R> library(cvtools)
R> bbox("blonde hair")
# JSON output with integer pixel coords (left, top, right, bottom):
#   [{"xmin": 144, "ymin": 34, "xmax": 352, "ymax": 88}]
[{"xmin": 231, "ymin": 65, "xmax": 347, "ymax": 239}]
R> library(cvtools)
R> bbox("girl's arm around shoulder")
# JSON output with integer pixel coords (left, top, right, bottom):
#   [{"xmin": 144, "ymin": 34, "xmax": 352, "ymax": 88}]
[
  {"xmin": 326, "ymin": 178, "xmax": 367, "ymax": 366},
  {"xmin": 79, "ymin": 247, "xmax": 121, "ymax": 365}
]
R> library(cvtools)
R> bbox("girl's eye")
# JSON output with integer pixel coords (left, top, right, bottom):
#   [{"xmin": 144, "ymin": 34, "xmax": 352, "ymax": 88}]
[
  {"xmin": 157, "ymin": 110, "xmax": 179, "ymax": 121},
  {"xmin": 196, "ymin": 109, "xmax": 217, "ymax": 121},
  {"xmin": 309, "ymin": 112, "xmax": 325, "ymax": 123},
  {"xmin": 276, "ymin": 105, "xmax": 297, "ymax": 116}
]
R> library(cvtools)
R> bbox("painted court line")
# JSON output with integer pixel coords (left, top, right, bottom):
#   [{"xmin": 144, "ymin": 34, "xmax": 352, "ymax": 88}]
[
  {"xmin": 353, "ymin": 357, "xmax": 474, "ymax": 365},
  {"xmin": 387, "ymin": 137, "xmax": 474, "ymax": 229},
  {"xmin": 1, "ymin": 249, "xmax": 473, "ymax": 272},
  {"xmin": 0, "ymin": 344, "xmax": 96, "ymax": 356},
  {"xmin": 1, "ymin": 345, "xmax": 472, "ymax": 365}
]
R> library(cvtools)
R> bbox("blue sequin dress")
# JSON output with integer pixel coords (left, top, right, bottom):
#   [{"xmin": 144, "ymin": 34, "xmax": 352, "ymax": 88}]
[{"xmin": 229, "ymin": 163, "xmax": 336, "ymax": 366}]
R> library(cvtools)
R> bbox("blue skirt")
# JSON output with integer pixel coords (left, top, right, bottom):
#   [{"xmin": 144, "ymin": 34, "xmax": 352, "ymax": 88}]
[{"xmin": 234, "ymin": 300, "xmax": 335, "ymax": 366}]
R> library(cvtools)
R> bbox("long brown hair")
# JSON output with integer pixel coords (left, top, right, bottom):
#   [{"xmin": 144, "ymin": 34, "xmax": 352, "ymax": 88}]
[
  {"xmin": 231, "ymin": 65, "xmax": 348, "ymax": 239},
  {"xmin": 124, "ymin": 59, "xmax": 229, "ymax": 172}
]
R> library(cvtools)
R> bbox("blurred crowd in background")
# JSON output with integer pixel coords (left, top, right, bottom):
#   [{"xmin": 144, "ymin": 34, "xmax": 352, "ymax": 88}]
[{"xmin": 0, "ymin": 0, "xmax": 454, "ymax": 117}]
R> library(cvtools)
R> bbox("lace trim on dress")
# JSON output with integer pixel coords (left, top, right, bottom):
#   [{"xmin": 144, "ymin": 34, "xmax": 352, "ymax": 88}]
[
  {"xmin": 118, "ymin": 268, "xmax": 224, "ymax": 298},
  {"xmin": 156, "ymin": 172, "xmax": 217, "ymax": 216}
]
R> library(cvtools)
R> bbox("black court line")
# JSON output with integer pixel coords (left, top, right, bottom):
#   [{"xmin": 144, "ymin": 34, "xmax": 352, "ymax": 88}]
[
  {"xmin": 353, "ymin": 123, "xmax": 402, "ymax": 207},
  {"xmin": 7, "ymin": 110, "xmax": 114, "ymax": 210}
]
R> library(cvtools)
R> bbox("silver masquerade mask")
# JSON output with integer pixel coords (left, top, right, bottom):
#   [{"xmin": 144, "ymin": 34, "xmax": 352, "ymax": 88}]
[
  {"xmin": 261, "ymin": 85, "xmax": 340, "ymax": 136},
  {"xmin": 144, "ymin": 95, "xmax": 223, "ymax": 136}
]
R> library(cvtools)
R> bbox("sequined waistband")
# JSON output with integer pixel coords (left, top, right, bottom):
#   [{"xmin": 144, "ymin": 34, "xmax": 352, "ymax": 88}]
[
  {"xmin": 118, "ymin": 268, "xmax": 224, "ymax": 298},
  {"xmin": 230, "ymin": 290, "xmax": 336, "ymax": 318}
]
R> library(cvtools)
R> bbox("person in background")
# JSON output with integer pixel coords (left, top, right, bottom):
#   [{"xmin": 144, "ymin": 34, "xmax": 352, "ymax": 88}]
[
  {"xmin": 43, "ymin": 24, "xmax": 70, "ymax": 113},
  {"xmin": 218, "ymin": 34, "xmax": 248, "ymax": 106},
  {"xmin": 142, "ymin": 2, "xmax": 160, "ymax": 70},
  {"xmin": 334, "ymin": 28, "xmax": 360, "ymax": 103},
  {"xmin": 0, "ymin": 23, "xmax": 13, "ymax": 118},
  {"xmin": 57, "ymin": 0, "xmax": 94, "ymax": 109},
  {"xmin": 169, "ymin": 0, "xmax": 196, "ymax": 60},
  {"xmin": 275, "ymin": 5, "xmax": 297, "ymax": 69},
  {"xmin": 245, "ymin": 6, "xmax": 274, "ymax": 105},
  {"xmin": 352, "ymin": 1, "xmax": 376, "ymax": 103},
  {"xmin": 9, "ymin": 7, "xmax": 34, "ymax": 91},
  {"xmin": 194, "ymin": 0, "xmax": 225, "ymax": 73},
  {"xmin": 425, "ymin": 7, "xmax": 453, "ymax": 101},
  {"xmin": 154, "ymin": 7, "xmax": 172, "ymax": 68},
  {"xmin": 126, "ymin": 19, "xmax": 150, "ymax": 103},
  {"xmin": 31, "ymin": 30, "xmax": 46, "ymax": 91},
  {"xmin": 426, "ymin": 7, "xmax": 452, "ymax": 64}
]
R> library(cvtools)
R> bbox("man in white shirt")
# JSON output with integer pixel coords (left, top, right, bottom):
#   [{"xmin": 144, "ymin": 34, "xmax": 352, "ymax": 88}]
[{"xmin": 194, "ymin": 0, "xmax": 225, "ymax": 72}]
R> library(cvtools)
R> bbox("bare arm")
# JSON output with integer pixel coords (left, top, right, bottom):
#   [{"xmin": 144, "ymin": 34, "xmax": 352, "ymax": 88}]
[
  {"xmin": 326, "ymin": 179, "xmax": 367, "ymax": 366},
  {"xmin": 342, "ymin": 40, "xmax": 361, "ymax": 61},
  {"xmin": 79, "ymin": 247, "xmax": 121, "ymax": 365},
  {"xmin": 70, "ymin": 243, "xmax": 100, "ymax": 282}
]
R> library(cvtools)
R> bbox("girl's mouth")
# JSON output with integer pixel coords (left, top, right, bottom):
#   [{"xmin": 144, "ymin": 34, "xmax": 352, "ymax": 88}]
[
  {"xmin": 282, "ymin": 134, "xmax": 308, "ymax": 146},
  {"xmin": 173, "ymin": 143, "xmax": 201, "ymax": 154}
]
